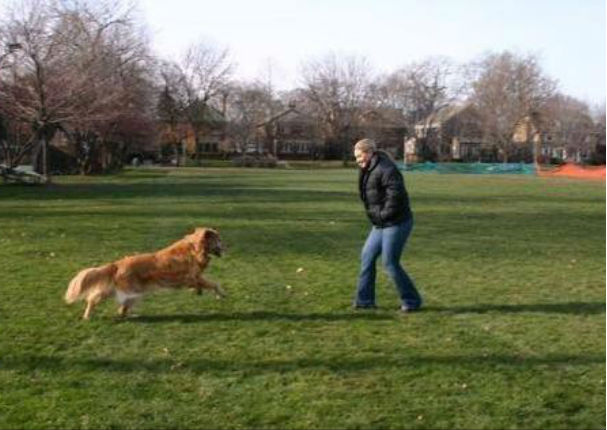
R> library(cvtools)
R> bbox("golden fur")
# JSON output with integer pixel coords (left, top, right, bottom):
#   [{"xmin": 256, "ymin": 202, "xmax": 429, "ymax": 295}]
[{"xmin": 64, "ymin": 227, "xmax": 225, "ymax": 319}]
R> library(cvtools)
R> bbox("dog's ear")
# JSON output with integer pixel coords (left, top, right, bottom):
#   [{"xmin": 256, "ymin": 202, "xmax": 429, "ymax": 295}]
[
  {"xmin": 202, "ymin": 228, "xmax": 217, "ymax": 248},
  {"xmin": 187, "ymin": 228, "xmax": 206, "ymax": 255},
  {"xmin": 188, "ymin": 228, "xmax": 221, "ymax": 256},
  {"xmin": 204, "ymin": 228, "xmax": 219, "ymax": 238}
]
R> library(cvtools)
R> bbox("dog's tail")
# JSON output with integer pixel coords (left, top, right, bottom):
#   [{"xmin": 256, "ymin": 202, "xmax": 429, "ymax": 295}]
[{"xmin": 64, "ymin": 264, "xmax": 117, "ymax": 304}]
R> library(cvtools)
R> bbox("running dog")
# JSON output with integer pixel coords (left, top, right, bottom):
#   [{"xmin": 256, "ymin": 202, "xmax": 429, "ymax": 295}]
[{"xmin": 64, "ymin": 227, "xmax": 225, "ymax": 319}]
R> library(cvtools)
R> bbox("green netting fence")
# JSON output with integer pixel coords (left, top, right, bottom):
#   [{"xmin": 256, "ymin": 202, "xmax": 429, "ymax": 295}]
[{"xmin": 397, "ymin": 162, "xmax": 537, "ymax": 175}]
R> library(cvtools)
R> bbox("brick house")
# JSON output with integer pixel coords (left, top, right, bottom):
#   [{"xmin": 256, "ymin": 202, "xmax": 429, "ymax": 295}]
[
  {"xmin": 255, "ymin": 104, "xmax": 323, "ymax": 159},
  {"xmin": 408, "ymin": 104, "xmax": 484, "ymax": 162}
]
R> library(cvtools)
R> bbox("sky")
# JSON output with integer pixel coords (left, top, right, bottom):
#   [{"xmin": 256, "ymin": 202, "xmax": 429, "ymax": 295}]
[{"xmin": 139, "ymin": 0, "xmax": 606, "ymax": 107}]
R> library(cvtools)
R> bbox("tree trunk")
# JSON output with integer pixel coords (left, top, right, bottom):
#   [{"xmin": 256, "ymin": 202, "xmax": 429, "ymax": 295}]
[{"xmin": 32, "ymin": 136, "xmax": 49, "ymax": 178}]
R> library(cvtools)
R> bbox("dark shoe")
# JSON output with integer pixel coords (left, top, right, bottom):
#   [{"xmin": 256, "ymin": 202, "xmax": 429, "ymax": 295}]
[{"xmin": 353, "ymin": 303, "xmax": 377, "ymax": 310}]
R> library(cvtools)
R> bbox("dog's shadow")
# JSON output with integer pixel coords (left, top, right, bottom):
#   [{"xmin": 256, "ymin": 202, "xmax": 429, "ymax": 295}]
[{"xmin": 124, "ymin": 311, "xmax": 393, "ymax": 323}]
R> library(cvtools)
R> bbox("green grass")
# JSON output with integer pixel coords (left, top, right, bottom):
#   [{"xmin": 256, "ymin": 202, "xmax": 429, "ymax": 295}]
[{"xmin": 0, "ymin": 167, "xmax": 604, "ymax": 429}]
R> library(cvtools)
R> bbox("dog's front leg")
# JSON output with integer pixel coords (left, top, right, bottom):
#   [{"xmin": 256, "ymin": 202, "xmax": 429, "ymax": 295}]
[{"xmin": 196, "ymin": 276, "xmax": 226, "ymax": 299}]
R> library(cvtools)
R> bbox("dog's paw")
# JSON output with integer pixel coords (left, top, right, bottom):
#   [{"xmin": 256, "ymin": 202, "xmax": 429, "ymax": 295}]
[{"xmin": 215, "ymin": 284, "xmax": 227, "ymax": 299}]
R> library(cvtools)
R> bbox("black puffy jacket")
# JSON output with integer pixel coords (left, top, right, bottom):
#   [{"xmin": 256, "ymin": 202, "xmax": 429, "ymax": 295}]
[{"xmin": 358, "ymin": 151, "xmax": 412, "ymax": 227}]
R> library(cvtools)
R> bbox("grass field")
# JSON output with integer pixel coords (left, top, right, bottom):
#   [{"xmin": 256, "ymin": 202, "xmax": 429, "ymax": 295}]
[{"xmin": 0, "ymin": 167, "xmax": 604, "ymax": 429}]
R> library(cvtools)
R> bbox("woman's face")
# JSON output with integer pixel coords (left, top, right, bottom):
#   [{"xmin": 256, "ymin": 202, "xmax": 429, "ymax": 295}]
[{"xmin": 354, "ymin": 149, "xmax": 372, "ymax": 169}]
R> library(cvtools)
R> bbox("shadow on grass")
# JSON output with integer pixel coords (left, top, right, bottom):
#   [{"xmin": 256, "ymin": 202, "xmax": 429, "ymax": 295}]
[
  {"xmin": 3, "ymin": 352, "xmax": 604, "ymax": 375},
  {"xmin": 2, "ymin": 178, "xmax": 602, "ymax": 205},
  {"xmin": 125, "ymin": 311, "xmax": 394, "ymax": 323},
  {"xmin": 426, "ymin": 301, "xmax": 605, "ymax": 315},
  {"xmin": 0, "ymin": 181, "xmax": 356, "ymax": 203},
  {"xmin": 82, "ymin": 302, "xmax": 606, "ymax": 325}
]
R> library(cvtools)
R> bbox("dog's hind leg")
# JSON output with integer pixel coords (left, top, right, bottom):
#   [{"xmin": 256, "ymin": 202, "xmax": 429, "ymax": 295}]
[
  {"xmin": 117, "ymin": 299, "xmax": 136, "ymax": 317},
  {"xmin": 82, "ymin": 285, "xmax": 112, "ymax": 320},
  {"xmin": 83, "ymin": 301, "xmax": 95, "ymax": 320},
  {"xmin": 83, "ymin": 292, "xmax": 103, "ymax": 320}
]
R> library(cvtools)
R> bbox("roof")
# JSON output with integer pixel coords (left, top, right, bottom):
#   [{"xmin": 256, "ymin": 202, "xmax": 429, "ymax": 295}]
[
  {"xmin": 360, "ymin": 108, "xmax": 407, "ymax": 127},
  {"xmin": 188, "ymin": 102, "xmax": 226, "ymax": 124},
  {"xmin": 416, "ymin": 103, "xmax": 474, "ymax": 128},
  {"xmin": 257, "ymin": 106, "xmax": 313, "ymax": 128}
]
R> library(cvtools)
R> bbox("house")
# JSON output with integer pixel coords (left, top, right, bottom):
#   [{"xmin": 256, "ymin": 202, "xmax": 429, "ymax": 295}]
[
  {"xmin": 254, "ymin": 105, "xmax": 409, "ymax": 160},
  {"xmin": 513, "ymin": 113, "xmax": 601, "ymax": 164},
  {"xmin": 255, "ymin": 104, "xmax": 322, "ymax": 159},
  {"xmin": 409, "ymin": 104, "xmax": 484, "ymax": 162},
  {"xmin": 187, "ymin": 104, "xmax": 226, "ymax": 156},
  {"xmin": 357, "ymin": 108, "xmax": 408, "ymax": 158},
  {"xmin": 157, "ymin": 105, "xmax": 227, "ymax": 162},
  {"xmin": 511, "ymin": 114, "xmax": 547, "ymax": 163}
]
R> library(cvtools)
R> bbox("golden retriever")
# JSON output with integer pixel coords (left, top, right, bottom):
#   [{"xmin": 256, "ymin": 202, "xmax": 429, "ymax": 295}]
[{"xmin": 64, "ymin": 227, "xmax": 225, "ymax": 319}]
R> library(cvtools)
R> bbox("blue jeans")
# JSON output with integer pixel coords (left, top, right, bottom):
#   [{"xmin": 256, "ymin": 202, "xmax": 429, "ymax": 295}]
[{"xmin": 354, "ymin": 218, "xmax": 422, "ymax": 309}]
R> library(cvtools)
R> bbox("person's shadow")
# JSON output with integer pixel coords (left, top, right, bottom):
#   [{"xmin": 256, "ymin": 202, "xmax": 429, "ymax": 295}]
[{"xmin": 424, "ymin": 301, "xmax": 605, "ymax": 315}]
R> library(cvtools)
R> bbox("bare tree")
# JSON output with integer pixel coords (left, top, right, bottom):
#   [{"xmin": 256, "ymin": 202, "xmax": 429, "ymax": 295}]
[
  {"xmin": 469, "ymin": 51, "xmax": 556, "ymax": 162},
  {"xmin": 53, "ymin": 0, "xmax": 155, "ymax": 173},
  {"xmin": 156, "ymin": 60, "xmax": 189, "ymax": 165},
  {"xmin": 540, "ymin": 94, "xmax": 595, "ymax": 162},
  {"xmin": 179, "ymin": 40, "xmax": 233, "ymax": 160},
  {"xmin": 224, "ymin": 81, "xmax": 280, "ymax": 154},
  {"xmin": 299, "ymin": 52, "xmax": 373, "ymax": 160},
  {"xmin": 373, "ymin": 57, "xmax": 464, "ymax": 160},
  {"xmin": 379, "ymin": 58, "xmax": 461, "ymax": 121},
  {"xmin": 0, "ymin": 0, "xmax": 155, "ymax": 176},
  {"xmin": 591, "ymin": 103, "xmax": 606, "ymax": 163},
  {"xmin": 0, "ymin": 0, "xmax": 63, "ymax": 176}
]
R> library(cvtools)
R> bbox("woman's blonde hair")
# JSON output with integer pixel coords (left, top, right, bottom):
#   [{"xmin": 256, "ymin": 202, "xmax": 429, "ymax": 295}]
[{"xmin": 354, "ymin": 138, "xmax": 377, "ymax": 154}]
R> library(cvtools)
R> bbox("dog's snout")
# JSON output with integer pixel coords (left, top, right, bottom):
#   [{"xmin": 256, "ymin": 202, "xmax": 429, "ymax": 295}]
[{"xmin": 213, "ymin": 242, "xmax": 224, "ymax": 257}]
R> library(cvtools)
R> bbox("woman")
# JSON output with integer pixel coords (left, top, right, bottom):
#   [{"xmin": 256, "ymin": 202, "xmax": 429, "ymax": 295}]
[{"xmin": 353, "ymin": 138, "xmax": 422, "ymax": 312}]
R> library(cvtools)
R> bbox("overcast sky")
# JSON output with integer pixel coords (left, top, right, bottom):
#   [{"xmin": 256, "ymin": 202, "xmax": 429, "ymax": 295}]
[{"xmin": 139, "ymin": 0, "xmax": 606, "ymax": 107}]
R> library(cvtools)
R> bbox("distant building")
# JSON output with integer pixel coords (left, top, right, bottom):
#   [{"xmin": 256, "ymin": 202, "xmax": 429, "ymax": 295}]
[
  {"xmin": 157, "ymin": 105, "xmax": 227, "ymax": 162},
  {"xmin": 513, "ymin": 113, "xmax": 600, "ymax": 164},
  {"xmin": 407, "ymin": 104, "xmax": 594, "ymax": 163},
  {"xmin": 255, "ymin": 105, "xmax": 408, "ymax": 160},
  {"xmin": 255, "ymin": 104, "xmax": 323, "ymax": 159},
  {"xmin": 409, "ymin": 104, "xmax": 484, "ymax": 162},
  {"xmin": 357, "ymin": 108, "xmax": 408, "ymax": 158}
]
